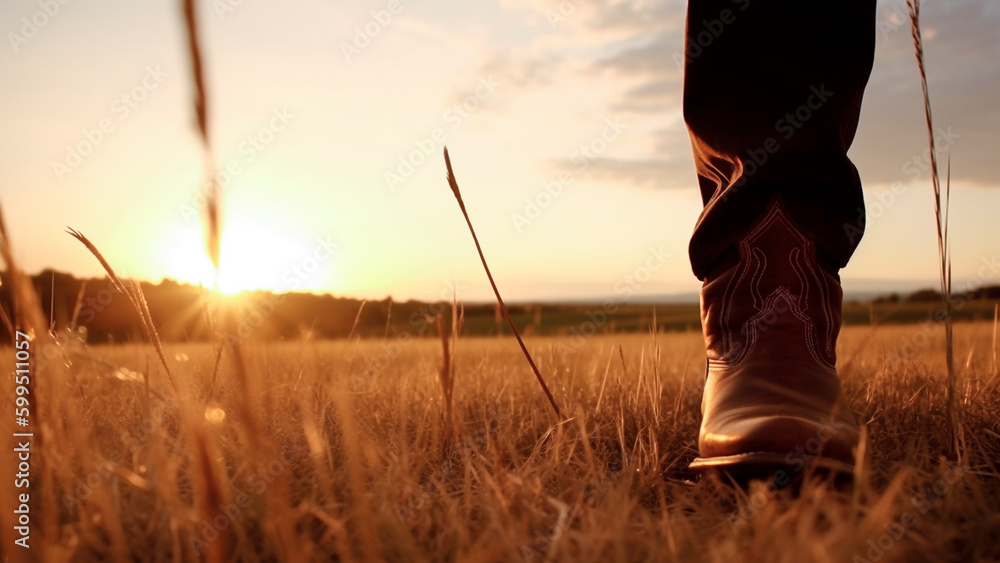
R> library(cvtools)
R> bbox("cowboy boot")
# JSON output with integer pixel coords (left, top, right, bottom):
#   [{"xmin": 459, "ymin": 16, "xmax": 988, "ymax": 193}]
[{"xmin": 689, "ymin": 200, "xmax": 859, "ymax": 474}]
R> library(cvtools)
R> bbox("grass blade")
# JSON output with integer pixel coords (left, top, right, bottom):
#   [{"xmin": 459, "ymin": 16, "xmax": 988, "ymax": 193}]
[
  {"xmin": 66, "ymin": 228, "xmax": 178, "ymax": 394},
  {"xmin": 908, "ymin": 0, "xmax": 957, "ymax": 456},
  {"xmin": 181, "ymin": 0, "xmax": 221, "ymax": 274},
  {"xmin": 442, "ymin": 147, "xmax": 562, "ymax": 418}
]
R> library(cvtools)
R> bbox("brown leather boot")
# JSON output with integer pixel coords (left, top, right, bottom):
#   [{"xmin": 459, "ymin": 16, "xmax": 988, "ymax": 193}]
[{"xmin": 689, "ymin": 200, "xmax": 859, "ymax": 475}]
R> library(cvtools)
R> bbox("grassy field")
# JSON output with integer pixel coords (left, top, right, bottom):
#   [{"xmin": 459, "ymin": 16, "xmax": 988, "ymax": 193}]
[
  {"xmin": 2, "ymin": 0, "xmax": 990, "ymax": 560},
  {"xmin": 454, "ymin": 298, "xmax": 1000, "ymax": 337},
  {"xmin": 2, "ymin": 321, "xmax": 999, "ymax": 562}
]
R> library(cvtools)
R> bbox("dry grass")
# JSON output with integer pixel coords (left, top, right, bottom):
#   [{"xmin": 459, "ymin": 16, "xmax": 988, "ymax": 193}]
[
  {"xmin": 1, "ymin": 322, "xmax": 998, "ymax": 562},
  {"xmin": 65, "ymin": 228, "xmax": 177, "ymax": 395},
  {"xmin": 908, "ymin": 0, "xmax": 958, "ymax": 456},
  {"xmin": 0, "ymin": 2, "xmax": 993, "ymax": 561},
  {"xmin": 444, "ymin": 148, "xmax": 561, "ymax": 419}
]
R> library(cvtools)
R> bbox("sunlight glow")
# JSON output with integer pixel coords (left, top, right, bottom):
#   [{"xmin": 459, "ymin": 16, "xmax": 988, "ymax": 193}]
[{"xmin": 163, "ymin": 216, "xmax": 325, "ymax": 295}]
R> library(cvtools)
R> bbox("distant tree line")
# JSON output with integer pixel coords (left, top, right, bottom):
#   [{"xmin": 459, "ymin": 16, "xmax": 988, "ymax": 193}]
[
  {"xmin": 872, "ymin": 286, "xmax": 1000, "ymax": 304},
  {"xmin": 0, "ymin": 270, "xmax": 473, "ymax": 344},
  {"xmin": 2, "ymin": 271, "xmax": 998, "ymax": 344}
]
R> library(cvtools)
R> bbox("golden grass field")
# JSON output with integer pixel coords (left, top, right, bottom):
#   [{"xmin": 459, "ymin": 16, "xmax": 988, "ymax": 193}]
[
  {"xmin": 2, "ymin": 320, "xmax": 998, "ymax": 562},
  {"xmin": 1, "ymin": 1, "xmax": 990, "ymax": 561}
]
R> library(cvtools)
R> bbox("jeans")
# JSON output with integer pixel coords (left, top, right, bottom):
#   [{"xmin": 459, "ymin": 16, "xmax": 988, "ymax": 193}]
[{"xmin": 684, "ymin": 0, "xmax": 877, "ymax": 280}]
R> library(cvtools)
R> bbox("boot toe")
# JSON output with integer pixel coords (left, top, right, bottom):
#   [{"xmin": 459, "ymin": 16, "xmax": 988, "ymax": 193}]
[{"xmin": 692, "ymin": 412, "xmax": 858, "ymax": 473}]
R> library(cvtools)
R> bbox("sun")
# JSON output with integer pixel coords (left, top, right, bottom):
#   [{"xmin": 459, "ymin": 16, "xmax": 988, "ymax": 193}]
[{"xmin": 162, "ymin": 217, "xmax": 322, "ymax": 295}]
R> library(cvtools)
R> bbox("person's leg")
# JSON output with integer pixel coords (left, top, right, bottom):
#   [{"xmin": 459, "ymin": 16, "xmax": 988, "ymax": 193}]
[
  {"xmin": 685, "ymin": 0, "xmax": 876, "ymax": 276},
  {"xmin": 683, "ymin": 0, "xmax": 876, "ymax": 472}
]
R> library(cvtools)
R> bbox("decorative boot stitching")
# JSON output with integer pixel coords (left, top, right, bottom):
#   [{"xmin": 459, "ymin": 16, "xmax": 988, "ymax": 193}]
[{"xmin": 717, "ymin": 202, "xmax": 837, "ymax": 370}]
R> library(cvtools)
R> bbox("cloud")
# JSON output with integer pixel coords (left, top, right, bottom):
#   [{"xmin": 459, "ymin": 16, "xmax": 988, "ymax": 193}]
[
  {"xmin": 851, "ymin": 0, "xmax": 1000, "ymax": 187},
  {"xmin": 493, "ymin": 0, "xmax": 1000, "ymax": 190},
  {"xmin": 576, "ymin": 156, "xmax": 686, "ymax": 189},
  {"xmin": 478, "ymin": 53, "xmax": 565, "ymax": 90}
]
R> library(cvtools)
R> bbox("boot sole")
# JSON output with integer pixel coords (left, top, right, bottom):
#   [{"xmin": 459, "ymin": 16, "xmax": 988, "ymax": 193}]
[{"xmin": 689, "ymin": 451, "xmax": 854, "ymax": 476}]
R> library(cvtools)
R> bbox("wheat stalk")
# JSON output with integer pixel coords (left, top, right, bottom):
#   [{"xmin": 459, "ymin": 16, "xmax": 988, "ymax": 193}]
[
  {"xmin": 181, "ymin": 0, "xmax": 221, "ymax": 273},
  {"xmin": 442, "ymin": 148, "xmax": 562, "ymax": 418},
  {"xmin": 384, "ymin": 296, "xmax": 393, "ymax": 339},
  {"xmin": 193, "ymin": 423, "xmax": 232, "ymax": 563},
  {"xmin": 908, "ymin": 0, "xmax": 957, "ymax": 456},
  {"xmin": 992, "ymin": 303, "xmax": 998, "ymax": 376},
  {"xmin": 66, "ymin": 228, "xmax": 178, "ymax": 394},
  {"xmin": 347, "ymin": 299, "xmax": 367, "ymax": 340},
  {"xmin": 68, "ymin": 279, "xmax": 88, "ymax": 331},
  {"xmin": 436, "ymin": 314, "xmax": 454, "ymax": 426},
  {"xmin": 0, "ymin": 294, "xmax": 13, "ymax": 338},
  {"xmin": 1, "ymin": 205, "xmax": 54, "ymax": 339},
  {"xmin": 0, "ymin": 202, "xmax": 49, "ymax": 468}
]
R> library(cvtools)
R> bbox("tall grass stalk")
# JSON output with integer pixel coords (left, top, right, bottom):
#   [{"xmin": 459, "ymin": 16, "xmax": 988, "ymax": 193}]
[
  {"xmin": 908, "ymin": 0, "xmax": 957, "ymax": 457},
  {"xmin": 177, "ymin": 10, "xmax": 291, "ymax": 541},
  {"xmin": 384, "ymin": 296, "xmax": 393, "ymax": 339},
  {"xmin": 199, "ymin": 284, "xmax": 225, "ymax": 401},
  {"xmin": 347, "ymin": 299, "xmax": 367, "ymax": 341},
  {"xmin": 0, "ymin": 204, "xmax": 47, "ymax": 339},
  {"xmin": 0, "ymin": 289, "xmax": 13, "ymax": 337},
  {"xmin": 992, "ymin": 303, "xmax": 998, "ymax": 375},
  {"xmin": 181, "ymin": 0, "xmax": 221, "ymax": 272},
  {"xmin": 442, "ymin": 147, "xmax": 562, "ymax": 418},
  {"xmin": 66, "ymin": 228, "xmax": 178, "ymax": 394},
  {"xmin": 0, "ymin": 204, "xmax": 54, "ymax": 552},
  {"xmin": 435, "ymin": 290, "xmax": 464, "ymax": 429},
  {"xmin": 69, "ymin": 279, "xmax": 88, "ymax": 331},
  {"xmin": 193, "ymin": 423, "xmax": 232, "ymax": 563},
  {"xmin": 436, "ymin": 314, "xmax": 454, "ymax": 427}
]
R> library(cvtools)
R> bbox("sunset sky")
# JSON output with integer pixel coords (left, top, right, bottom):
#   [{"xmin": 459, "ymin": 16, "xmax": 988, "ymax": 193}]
[{"xmin": 1, "ymin": 0, "xmax": 998, "ymax": 302}]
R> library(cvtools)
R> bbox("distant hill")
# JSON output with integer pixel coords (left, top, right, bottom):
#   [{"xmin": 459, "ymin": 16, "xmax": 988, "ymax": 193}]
[{"xmin": 2, "ymin": 270, "xmax": 998, "ymax": 344}]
